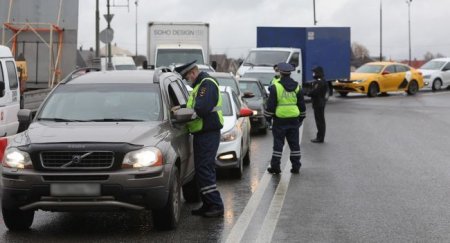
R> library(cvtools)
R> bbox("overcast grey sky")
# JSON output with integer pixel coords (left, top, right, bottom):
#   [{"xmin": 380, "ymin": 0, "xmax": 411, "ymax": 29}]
[{"xmin": 77, "ymin": 0, "xmax": 450, "ymax": 60}]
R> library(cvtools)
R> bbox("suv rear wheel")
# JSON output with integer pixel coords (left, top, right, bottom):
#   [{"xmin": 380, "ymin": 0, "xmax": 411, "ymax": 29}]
[
  {"xmin": 152, "ymin": 166, "xmax": 181, "ymax": 230},
  {"xmin": 2, "ymin": 206, "xmax": 34, "ymax": 231},
  {"xmin": 406, "ymin": 80, "xmax": 419, "ymax": 95}
]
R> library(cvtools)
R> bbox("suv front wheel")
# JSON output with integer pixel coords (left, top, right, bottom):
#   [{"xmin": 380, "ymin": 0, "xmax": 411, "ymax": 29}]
[
  {"xmin": 2, "ymin": 206, "xmax": 35, "ymax": 231},
  {"xmin": 152, "ymin": 166, "xmax": 181, "ymax": 230}
]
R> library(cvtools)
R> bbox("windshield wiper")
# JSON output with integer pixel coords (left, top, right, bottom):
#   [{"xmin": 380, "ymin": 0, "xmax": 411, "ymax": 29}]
[
  {"xmin": 87, "ymin": 118, "xmax": 145, "ymax": 122},
  {"xmin": 38, "ymin": 117, "xmax": 86, "ymax": 122},
  {"xmin": 257, "ymin": 63, "xmax": 274, "ymax": 67}
]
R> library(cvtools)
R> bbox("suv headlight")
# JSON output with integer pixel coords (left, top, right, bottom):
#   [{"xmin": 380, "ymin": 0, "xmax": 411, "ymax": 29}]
[
  {"xmin": 122, "ymin": 147, "xmax": 163, "ymax": 168},
  {"xmin": 3, "ymin": 148, "xmax": 32, "ymax": 169},
  {"xmin": 221, "ymin": 126, "xmax": 238, "ymax": 142}
]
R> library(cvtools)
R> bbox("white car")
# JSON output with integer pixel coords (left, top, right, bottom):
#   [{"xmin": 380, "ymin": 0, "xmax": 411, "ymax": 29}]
[
  {"xmin": 216, "ymin": 86, "xmax": 252, "ymax": 178},
  {"xmin": 418, "ymin": 58, "xmax": 450, "ymax": 91}
]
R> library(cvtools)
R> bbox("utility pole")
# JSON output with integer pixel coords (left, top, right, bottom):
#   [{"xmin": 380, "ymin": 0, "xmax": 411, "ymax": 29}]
[
  {"xmin": 407, "ymin": 0, "xmax": 412, "ymax": 65},
  {"xmin": 95, "ymin": 0, "xmax": 100, "ymax": 57},
  {"xmin": 135, "ymin": 0, "xmax": 138, "ymax": 57},
  {"xmin": 380, "ymin": 0, "xmax": 383, "ymax": 61},
  {"xmin": 313, "ymin": 0, "xmax": 318, "ymax": 25},
  {"xmin": 107, "ymin": 0, "xmax": 112, "ymax": 69}
]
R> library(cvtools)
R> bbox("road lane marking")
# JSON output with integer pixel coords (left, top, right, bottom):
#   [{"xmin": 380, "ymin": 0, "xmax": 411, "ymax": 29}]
[{"xmin": 224, "ymin": 125, "xmax": 303, "ymax": 243}]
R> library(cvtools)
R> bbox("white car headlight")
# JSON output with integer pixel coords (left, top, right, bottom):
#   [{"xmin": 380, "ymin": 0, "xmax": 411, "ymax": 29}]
[
  {"xmin": 3, "ymin": 148, "xmax": 32, "ymax": 169},
  {"xmin": 221, "ymin": 126, "xmax": 238, "ymax": 142},
  {"xmin": 122, "ymin": 147, "xmax": 163, "ymax": 168},
  {"xmin": 252, "ymin": 110, "xmax": 258, "ymax": 116}
]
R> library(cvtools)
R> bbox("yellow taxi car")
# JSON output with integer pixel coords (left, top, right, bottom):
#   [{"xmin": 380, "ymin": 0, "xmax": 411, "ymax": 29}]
[{"xmin": 333, "ymin": 62, "xmax": 424, "ymax": 97}]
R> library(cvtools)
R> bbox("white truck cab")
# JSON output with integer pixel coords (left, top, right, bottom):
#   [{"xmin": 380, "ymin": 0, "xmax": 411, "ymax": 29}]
[
  {"xmin": 0, "ymin": 45, "xmax": 20, "ymax": 137},
  {"xmin": 237, "ymin": 47, "xmax": 302, "ymax": 84},
  {"xmin": 100, "ymin": 55, "xmax": 137, "ymax": 71}
]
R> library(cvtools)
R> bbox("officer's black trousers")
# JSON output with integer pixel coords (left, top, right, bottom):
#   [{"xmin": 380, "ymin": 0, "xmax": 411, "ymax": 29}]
[
  {"xmin": 313, "ymin": 105, "xmax": 326, "ymax": 141},
  {"xmin": 271, "ymin": 124, "xmax": 302, "ymax": 170},
  {"xmin": 193, "ymin": 130, "xmax": 224, "ymax": 209}
]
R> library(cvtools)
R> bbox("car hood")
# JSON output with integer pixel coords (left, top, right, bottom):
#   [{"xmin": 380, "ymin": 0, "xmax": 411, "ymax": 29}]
[
  {"xmin": 221, "ymin": 116, "xmax": 236, "ymax": 133},
  {"xmin": 11, "ymin": 121, "xmax": 168, "ymax": 146},
  {"xmin": 417, "ymin": 69, "xmax": 437, "ymax": 76},
  {"xmin": 350, "ymin": 72, "xmax": 377, "ymax": 81}
]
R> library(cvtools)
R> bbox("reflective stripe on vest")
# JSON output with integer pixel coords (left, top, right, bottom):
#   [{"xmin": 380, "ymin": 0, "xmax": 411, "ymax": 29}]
[
  {"xmin": 274, "ymin": 82, "xmax": 300, "ymax": 118},
  {"xmin": 186, "ymin": 78, "xmax": 224, "ymax": 133}
]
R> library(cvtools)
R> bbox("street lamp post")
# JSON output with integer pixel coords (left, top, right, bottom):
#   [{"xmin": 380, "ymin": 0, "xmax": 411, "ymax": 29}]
[
  {"xmin": 313, "ymin": 0, "xmax": 318, "ymax": 25},
  {"xmin": 135, "ymin": 0, "xmax": 138, "ymax": 57},
  {"xmin": 380, "ymin": 0, "xmax": 383, "ymax": 61},
  {"xmin": 407, "ymin": 0, "xmax": 412, "ymax": 65}
]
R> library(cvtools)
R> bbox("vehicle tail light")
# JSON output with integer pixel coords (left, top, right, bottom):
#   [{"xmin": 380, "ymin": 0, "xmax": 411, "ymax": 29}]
[{"xmin": 0, "ymin": 137, "xmax": 7, "ymax": 163}]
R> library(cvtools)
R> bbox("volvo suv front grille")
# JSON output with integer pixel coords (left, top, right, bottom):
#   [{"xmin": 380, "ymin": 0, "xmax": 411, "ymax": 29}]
[{"xmin": 40, "ymin": 151, "xmax": 114, "ymax": 169}]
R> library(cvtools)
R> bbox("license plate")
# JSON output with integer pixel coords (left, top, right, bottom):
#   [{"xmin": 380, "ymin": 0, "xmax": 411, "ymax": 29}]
[{"xmin": 50, "ymin": 183, "xmax": 101, "ymax": 196}]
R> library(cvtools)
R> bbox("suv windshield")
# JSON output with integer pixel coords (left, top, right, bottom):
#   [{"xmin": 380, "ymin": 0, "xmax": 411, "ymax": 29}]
[
  {"xmin": 355, "ymin": 64, "xmax": 384, "ymax": 74},
  {"xmin": 243, "ymin": 51, "xmax": 290, "ymax": 66},
  {"xmin": 215, "ymin": 77, "xmax": 240, "ymax": 95},
  {"xmin": 38, "ymin": 83, "xmax": 162, "ymax": 122},
  {"xmin": 420, "ymin": 60, "xmax": 446, "ymax": 70},
  {"xmin": 242, "ymin": 72, "xmax": 274, "ymax": 86},
  {"xmin": 239, "ymin": 81, "xmax": 263, "ymax": 97},
  {"xmin": 156, "ymin": 49, "xmax": 204, "ymax": 67}
]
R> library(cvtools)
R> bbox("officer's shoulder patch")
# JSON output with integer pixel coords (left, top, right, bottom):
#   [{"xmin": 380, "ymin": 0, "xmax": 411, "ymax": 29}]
[{"xmin": 199, "ymin": 86, "xmax": 207, "ymax": 97}]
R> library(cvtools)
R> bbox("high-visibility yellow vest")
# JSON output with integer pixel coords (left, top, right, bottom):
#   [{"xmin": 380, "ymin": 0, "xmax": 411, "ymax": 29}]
[
  {"xmin": 270, "ymin": 77, "xmax": 280, "ymax": 85},
  {"xmin": 274, "ymin": 82, "xmax": 300, "ymax": 118},
  {"xmin": 186, "ymin": 78, "xmax": 224, "ymax": 133}
]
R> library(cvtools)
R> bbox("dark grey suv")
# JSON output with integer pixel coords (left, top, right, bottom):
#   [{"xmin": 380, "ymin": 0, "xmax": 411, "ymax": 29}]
[{"xmin": 1, "ymin": 68, "xmax": 198, "ymax": 230}]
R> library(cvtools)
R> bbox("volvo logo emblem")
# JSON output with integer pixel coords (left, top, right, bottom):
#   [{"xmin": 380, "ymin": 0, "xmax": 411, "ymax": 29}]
[{"xmin": 72, "ymin": 155, "xmax": 82, "ymax": 164}]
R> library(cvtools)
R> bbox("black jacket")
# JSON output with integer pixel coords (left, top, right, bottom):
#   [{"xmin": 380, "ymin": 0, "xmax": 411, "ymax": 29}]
[
  {"xmin": 191, "ymin": 72, "xmax": 223, "ymax": 133},
  {"xmin": 265, "ymin": 76, "xmax": 306, "ymax": 126},
  {"xmin": 309, "ymin": 66, "xmax": 328, "ymax": 107}
]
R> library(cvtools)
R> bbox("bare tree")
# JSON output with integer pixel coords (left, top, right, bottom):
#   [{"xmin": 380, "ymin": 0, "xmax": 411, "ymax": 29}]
[
  {"xmin": 352, "ymin": 42, "xmax": 370, "ymax": 59},
  {"xmin": 424, "ymin": 52, "xmax": 434, "ymax": 61}
]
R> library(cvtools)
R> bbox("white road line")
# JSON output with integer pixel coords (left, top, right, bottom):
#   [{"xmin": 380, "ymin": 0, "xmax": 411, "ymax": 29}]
[{"xmin": 224, "ymin": 125, "xmax": 304, "ymax": 243}]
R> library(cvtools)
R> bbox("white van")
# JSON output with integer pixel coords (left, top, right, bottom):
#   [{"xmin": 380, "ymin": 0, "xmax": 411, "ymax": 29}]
[
  {"xmin": 0, "ymin": 45, "xmax": 20, "ymax": 137},
  {"xmin": 100, "ymin": 55, "xmax": 137, "ymax": 71}
]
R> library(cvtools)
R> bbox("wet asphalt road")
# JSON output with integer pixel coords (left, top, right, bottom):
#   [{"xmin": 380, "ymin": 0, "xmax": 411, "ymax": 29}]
[{"xmin": 1, "ymin": 90, "xmax": 450, "ymax": 242}]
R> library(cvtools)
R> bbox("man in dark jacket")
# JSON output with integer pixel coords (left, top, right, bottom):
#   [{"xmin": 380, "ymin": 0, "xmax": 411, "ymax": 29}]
[
  {"xmin": 264, "ymin": 63, "xmax": 306, "ymax": 174},
  {"xmin": 308, "ymin": 66, "xmax": 327, "ymax": 143},
  {"xmin": 174, "ymin": 60, "xmax": 224, "ymax": 217}
]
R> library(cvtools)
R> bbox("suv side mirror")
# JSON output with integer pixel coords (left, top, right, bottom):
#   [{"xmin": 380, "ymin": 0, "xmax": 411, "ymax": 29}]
[
  {"xmin": 142, "ymin": 60, "xmax": 148, "ymax": 70},
  {"xmin": 211, "ymin": 61, "xmax": 217, "ymax": 71},
  {"xmin": 17, "ymin": 109, "xmax": 33, "ymax": 133},
  {"xmin": 243, "ymin": 92, "xmax": 255, "ymax": 98},
  {"xmin": 382, "ymin": 71, "xmax": 390, "ymax": 75},
  {"xmin": 173, "ymin": 108, "xmax": 195, "ymax": 123}
]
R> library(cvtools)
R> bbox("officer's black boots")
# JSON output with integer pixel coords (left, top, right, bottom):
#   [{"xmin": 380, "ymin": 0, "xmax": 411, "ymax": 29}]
[
  {"xmin": 191, "ymin": 205, "xmax": 224, "ymax": 217},
  {"xmin": 311, "ymin": 138, "xmax": 324, "ymax": 143},
  {"xmin": 290, "ymin": 168, "xmax": 300, "ymax": 174},
  {"xmin": 267, "ymin": 167, "xmax": 281, "ymax": 174}
]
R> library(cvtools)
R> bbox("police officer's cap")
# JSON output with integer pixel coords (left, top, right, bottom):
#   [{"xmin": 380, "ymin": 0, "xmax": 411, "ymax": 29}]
[
  {"xmin": 174, "ymin": 60, "xmax": 197, "ymax": 78},
  {"xmin": 277, "ymin": 62, "xmax": 295, "ymax": 74}
]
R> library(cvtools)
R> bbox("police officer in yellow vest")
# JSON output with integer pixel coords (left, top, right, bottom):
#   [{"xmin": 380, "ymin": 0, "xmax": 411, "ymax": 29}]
[
  {"xmin": 264, "ymin": 63, "xmax": 306, "ymax": 174},
  {"xmin": 174, "ymin": 60, "xmax": 225, "ymax": 217}
]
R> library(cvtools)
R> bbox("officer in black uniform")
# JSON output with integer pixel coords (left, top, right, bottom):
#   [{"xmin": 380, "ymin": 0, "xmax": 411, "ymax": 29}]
[
  {"xmin": 264, "ymin": 63, "xmax": 306, "ymax": 174},
  {"xmin": 308, "ymin": 66, "xmax": 327, "ymax": 143},
  {"xmin": 174, "ymin": 61, "xmax": 224, "ymax": 217}
]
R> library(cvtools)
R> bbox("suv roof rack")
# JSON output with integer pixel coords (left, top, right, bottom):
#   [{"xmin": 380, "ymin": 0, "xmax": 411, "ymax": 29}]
[
  {"xmin": 60, "ymin": 67, "xmax": 101, "ymax": 84},
  {"xmin": 153, "ymin": 66, "xmax": 176, "ymax": 83}
]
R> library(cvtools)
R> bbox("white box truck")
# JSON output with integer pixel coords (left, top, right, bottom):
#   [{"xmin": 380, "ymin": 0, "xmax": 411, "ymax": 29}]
[
  {"xmin": 147, "ymin": 22, "xmax": 210, "ymax": 69},
  {"xmin": 0, "ymin": 45, "xmax": 21, "ymax": 137}
]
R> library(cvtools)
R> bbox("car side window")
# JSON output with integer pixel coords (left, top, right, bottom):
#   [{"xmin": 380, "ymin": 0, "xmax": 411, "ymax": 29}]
[
  {"xmin": 395, "ymin": 65, "xmax": 409, "ymax": 73},
  {"xmin": 289, "ymin": 52, "xmax": 300, "ymax": 67},
  {"xmin": 443, "ymin": 62, "xmax": 450, "ymax": 71},
  {"xmin": 5, "ymin": 61, "xmax": 18, "ymax": 89},
  {"xmin": 0, "ymin": 64, "xmax": 5, "ymax": 98},
  {"xmin": 385, "ymin": 65, "xmax": 396, "ymax": 73}
]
